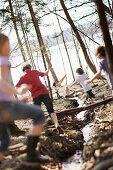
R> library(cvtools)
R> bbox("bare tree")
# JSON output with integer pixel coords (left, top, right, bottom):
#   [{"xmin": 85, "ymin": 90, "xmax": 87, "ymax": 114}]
[
  {"xmin": 26, "ymin": 0, "xmax": 59, "ymax": 85},
  {"xmin": 8, "ymin": 0, "xmax": 26, "ymax": 62},
  {"xmin": 56, "ymin": 13, "xmax": 75, "ymax": 81},
  {"xmin": 59, "ymin": 0, "xmax": 97, "ymax": 74},
  {"xmin": 71, "ymin": 28, "xmax": 83, "ymax": 69},
  {"xmin": 54, "ymin": 29, "xmax": 67, "ymax": 83},
  {"xmin": 15, "ymin": 0, "xmax": 36, "ymax": 69},
  {"xmin": 95, "ymin": 0, "xmax": 113, "ymax": 79}
]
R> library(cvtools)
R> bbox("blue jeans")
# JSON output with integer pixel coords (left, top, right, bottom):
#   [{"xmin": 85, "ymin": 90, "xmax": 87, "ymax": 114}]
[{"xmin": 0, "ymin": 101, "xmax": 45, "ymax": 152}]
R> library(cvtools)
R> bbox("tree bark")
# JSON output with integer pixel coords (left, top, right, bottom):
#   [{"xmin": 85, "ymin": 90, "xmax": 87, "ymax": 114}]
[
  {"xmin": 94, "ymin": 0, "xmax": 113, "ymax": 80},
  {"xmin": 15, "ymin": 0, "xmax": 36, "ymax": 69},
  {"xmin": 54, "ymin": 29, "xmax": 67, "ymax": 84},
  {"xmin": 8, "ymin": 0, "xmax": 26, "ymax": 62},
  {"xmin": 59, "ymin": 0, "xmax": 97, "ymax": 74},
  {"xmin": 56, "ymin": 14, "xmax": 75, "ymax": 81},
  {"xmin": 26, "ymin": 0, "xmax": 59, "ymax": 84},
  {"xmin": 93, "ymin": 159, "xmax": 113, "ymax": 170},
  {"xmin": 71, "ymin": 28, "xmax": 83, "ymax": 69},
  {"xmin": 90, "ymin": 0, "xmax": 112, "ymax": 17},
  {"xmin": 26, "ymin": 0, "xmax": 55, "ymax": 99}
]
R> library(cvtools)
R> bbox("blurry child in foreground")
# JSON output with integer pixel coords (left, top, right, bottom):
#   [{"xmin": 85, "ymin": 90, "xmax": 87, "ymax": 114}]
[
  {"xmin": 71, "ymin": 68, "xmax": 95, "ymax": 99},
  {"xmin": 0, "ymin": 33, "xmax": 50, "ymax": 165}
]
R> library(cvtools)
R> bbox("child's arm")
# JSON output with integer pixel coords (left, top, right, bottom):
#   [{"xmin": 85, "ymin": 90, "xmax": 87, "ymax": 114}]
[
  {"xmin": 0, "ymin": 66, "xmax": 31, "ymax": 95},
  {"xmin": 70, "ymin": 81, "xmax": 77, "ymax": 88},
  {"xmin": 85, "ymin": 70, "xmax": 102, "ymax": 84},
  {"xmin": 44, "ymin": 64, "xmax": 52, "ymax": 76}
]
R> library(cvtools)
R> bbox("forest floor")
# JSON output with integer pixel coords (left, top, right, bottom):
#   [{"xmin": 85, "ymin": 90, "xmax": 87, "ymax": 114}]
[{"xmin": 0, "ymin": 78, "xmax": 113, "ymax": 170}]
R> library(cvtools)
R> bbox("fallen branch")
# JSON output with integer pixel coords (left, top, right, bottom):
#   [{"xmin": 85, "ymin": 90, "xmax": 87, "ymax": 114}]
[
  {"xmin": 92, "ymin": 158, "xmax": 113, "ymax": 170},
  {"xmin": 57, "ymin": 97, "xmax": 113, "ymax": 117},
  {"xmin": 96, "ymin": 120, "xmax": 113, "ymax": 124},
  {"xmin": 91, "ymin": 143, "xmax": 113, "ymax": 157}
]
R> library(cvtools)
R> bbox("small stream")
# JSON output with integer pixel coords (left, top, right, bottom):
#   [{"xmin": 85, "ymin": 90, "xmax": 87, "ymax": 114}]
[{"xmin": 62, "ymin": 97, "xmax": 96, "ymax": 170}]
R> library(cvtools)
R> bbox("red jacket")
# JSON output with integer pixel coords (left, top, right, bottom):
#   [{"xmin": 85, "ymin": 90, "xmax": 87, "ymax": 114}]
[{"xmin": 16, "ymin": 69, "xmax": 49, "ymax": 99}]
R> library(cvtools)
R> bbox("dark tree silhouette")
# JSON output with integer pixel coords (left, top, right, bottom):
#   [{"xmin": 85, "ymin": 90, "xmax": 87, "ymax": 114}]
[{"xmin": 95, "ymin": 0, "xmax": 113, "ymax": 80}]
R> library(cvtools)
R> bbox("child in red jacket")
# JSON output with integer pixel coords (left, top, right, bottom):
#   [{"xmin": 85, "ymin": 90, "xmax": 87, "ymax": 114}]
[{"xmin": 16, "ymin": 63, "xmax": 63, "ymax": 134}]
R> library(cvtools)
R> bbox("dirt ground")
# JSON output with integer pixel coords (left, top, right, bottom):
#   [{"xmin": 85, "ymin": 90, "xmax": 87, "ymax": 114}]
[{"xmin": 0, "ymin": 79, "xmax": 113, "ymax": 170}]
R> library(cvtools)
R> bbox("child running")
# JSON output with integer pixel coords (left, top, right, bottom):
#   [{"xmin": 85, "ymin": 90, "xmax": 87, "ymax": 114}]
[
  {"xmin": 71, "ymin": 68, "xmax": 95, "ymax": 99},
  {"xmin": 0, "ymin": 33, "xmax": 50, "ymax": 165},
  {"xmin": 85, "ymin": 46, "xmax": 113, "ymax": 95},
  {"xmin": 16, "ymin": 63, "xmax": 63, "ymax": 134}
]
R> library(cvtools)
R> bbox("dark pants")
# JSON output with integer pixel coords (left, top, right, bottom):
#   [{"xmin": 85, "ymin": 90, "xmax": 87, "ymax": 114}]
[
  {"xmin": 86, "ymin": 90, "xmax": 95, "ymax": 98},
  {"xmin": 56, "ymin": 91, "xmax": 61, "ymax": 100},
  {"xmin": 33, "ymin": 94, "xmax": 54, "ymax": 116}
]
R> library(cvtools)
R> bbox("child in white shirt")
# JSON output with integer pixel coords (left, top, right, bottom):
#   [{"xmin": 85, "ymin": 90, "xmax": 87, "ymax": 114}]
[{"xmin": 71, "ymin": 68, "xmax": 95, "ymax": 98}]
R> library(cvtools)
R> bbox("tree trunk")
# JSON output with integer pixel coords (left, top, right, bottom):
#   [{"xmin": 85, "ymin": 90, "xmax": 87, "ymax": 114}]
[
  {"xmin": 56, "ymin": 14, "xmax": 75, "ymax": 81},
  {"xmin": 15, "ymin": 0, "xmax": 36, "ymax": 69},
  {"xmin": 34, "ymin": 41, "xmax": 49, "ymax": 89},
  {"xmin": 19, "ymin": 14, "xmax": 36, "ymax": 68},
  {"xmin": 26, "ymin": 0, "xmax": 55, "ymax": 99},
  {"xmin": 8, "ymin": 0, "xmax": 26, "ymax": 62},
  {"xmin": 107, "ymin": 0, "xmax": 113, "ymax": 17},
  {"xmin": 94, "ymin": 0, "xmax": 113, "ymax": 80},
  {"xmin": 71, "ymin": 28, "xmax": 83, "ymax": 69},
  {"xmin": 26, "ymin": 0, "xmax": 58, "ymax": 84},
  {"xmin": 54, "ymin": 29, "xmax": 67, "ymax": 84},
  {"xmin": 59, "ymin": 0, "xmax": 97, "ymax": 74},
  {"xmin": 112, "ymin": 0, "xmax": 113, "ymax": 11}
]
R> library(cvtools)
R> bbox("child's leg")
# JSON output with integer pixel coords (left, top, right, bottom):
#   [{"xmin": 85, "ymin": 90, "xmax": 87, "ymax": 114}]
[
  {"xmin": 33, "ymin": 95, "xmax": 42, "ymax": 107},
  {"xmin": 33, "ymin": 94, "xmax": 59, "ymax": 127},
  {"xmin": 42, "ymin": 94, "xmax": 59, "ymax": 128},
  {"xmin": 0, "ymin": 123, "xmax": 10, "ymax": 161},
  {"xmin": 2, "ymin": 102, "xmax": 45, "ymax": 125},
  {"xmin": 0, "ymin": 102, "xmax": 49, "ymax": 163},
  {"xmin": 50, "ymin": 112, "xmax": 59, "ymax": 128},
  {"xmin": 42, "ymin": 95, "xmax": 63, "ymax": 133},
  {"xmin": 56, "ymin": 91, "xmax": 61, "ymax": 100},
  {"xmin": 87, "ymin": 90, "xmax": 95, "ymax": 99}
]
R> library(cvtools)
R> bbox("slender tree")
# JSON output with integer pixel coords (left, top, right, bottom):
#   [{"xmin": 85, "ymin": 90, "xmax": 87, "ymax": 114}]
[
  {"xmin": 8, "ymin": 0, "xmax": 26, "ymax": 62},
  {"xmin": 59, "ymin": 0, "xmax": 97, "ymax": 74},
  {"xmin": 15, "ymin": 0, "xmax": 36, "ymax": 69},
  {"xmin": 56, "ymin": 13, "xmax": 75, "ymax": 81},
  {"xmin": 71, "ymin": 28, "xmax": 83, "ymax": 69},
  {"xmin": 54, "ymin": 29, "xmax": 67, "ymax": 83},
  {"xmin": 26, "ymin": 0, "xmax": 57, "ymax": 99},
  {"xmin": 26, "ymin": 0, "xmax": 59, "ymax": 85},
  {"xmin": 95, "ymin": 0, "xmax": 113, "ymax": 79}
]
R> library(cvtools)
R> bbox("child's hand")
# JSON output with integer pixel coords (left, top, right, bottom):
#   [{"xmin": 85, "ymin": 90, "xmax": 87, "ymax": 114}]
[
  {"xmin": 19, "ymin": 96, "xmax": 29, "ymax": 103},
  {"xmin": 17, "ymin": 84, "xmax": 32, "ymax": 95}
]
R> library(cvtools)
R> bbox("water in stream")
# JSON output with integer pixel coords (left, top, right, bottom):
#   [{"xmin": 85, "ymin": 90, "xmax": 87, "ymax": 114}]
[{"xmin": 62, "ymin": 98, "xmax": 95, "ymax": 170}]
